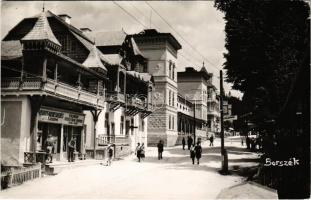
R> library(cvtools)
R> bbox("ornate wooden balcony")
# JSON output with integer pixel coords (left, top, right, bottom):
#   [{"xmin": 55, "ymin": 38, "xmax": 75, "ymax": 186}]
[
  {"xmin": 106, "ymin": 92, "xmax": 126, "ymax": 111},
  {"xmin": 96, "ymin": 135, "xmax": 130, "ymax": 146},
  {"xmin": 1, "ymin": 77, "xmax": 105, "ymax": 109}
]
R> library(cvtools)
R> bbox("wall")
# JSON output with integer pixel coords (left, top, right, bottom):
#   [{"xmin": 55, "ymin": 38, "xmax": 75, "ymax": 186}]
[{"xmin": 1, "ymin": 96, "xmax": 31, "ymax": 166}]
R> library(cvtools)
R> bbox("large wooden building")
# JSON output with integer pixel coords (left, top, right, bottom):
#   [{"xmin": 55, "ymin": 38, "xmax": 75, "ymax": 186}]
[{"xmin": 1, "ymin": 10, "xmax": 154, "ymax": 166}]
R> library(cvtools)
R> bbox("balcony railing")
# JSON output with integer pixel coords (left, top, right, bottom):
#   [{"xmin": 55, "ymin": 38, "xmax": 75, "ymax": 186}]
[
  {"xmin": 1, "ymin": 77, "xmax": 105, "ymax": 108},
  {"xmin": 96, "ymin": 135, "xmax": 130, "ymax": 146},
  {"xmin": 127, "ymin": 96, "xmax": 146, "ymax": 110},
  {"xmin": 105, "ymin": 92, "xmax": 125, "ymax": 104}
]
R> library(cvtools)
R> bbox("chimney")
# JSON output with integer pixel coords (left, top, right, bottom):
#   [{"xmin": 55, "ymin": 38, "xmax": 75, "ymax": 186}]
[
  {"xmin": 80, "ymin": 28, "xmax": 92, "ymax": 33},
  {"xmin": 58, "ymin": 14, "xmax": 71, "ymax": 24}
]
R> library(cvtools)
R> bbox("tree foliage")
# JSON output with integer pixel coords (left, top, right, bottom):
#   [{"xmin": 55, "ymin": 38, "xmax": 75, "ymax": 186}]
[{"xmin": 215, "ymin": 0, "xmax": 310, "ymax": 124}]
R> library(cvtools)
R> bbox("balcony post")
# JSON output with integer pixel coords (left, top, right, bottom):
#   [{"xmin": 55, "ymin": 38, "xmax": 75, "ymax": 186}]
[
  {"xmin": 116, "ymin": 67, "xmax": 120, "ymax": 92},
  {"xmin": 42, "ymin": 58, "xmax": 47, "ymax": 82},
  {"xmin": 29, "ymin": 96, "xmax": 45, "ymax": 155},
  {"xmin": 54, "ymin": 63, "xmax": 58, "ymax": 82},
  {"xmin": 60, "ymin": 124, "xmax": 64, "ymax": 160},
  {"xmin": 91, "ymin": 110, "xmax": 102, "ymax": 159}
]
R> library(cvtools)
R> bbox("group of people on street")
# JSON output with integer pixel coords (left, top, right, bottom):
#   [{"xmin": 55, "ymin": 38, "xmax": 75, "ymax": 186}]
[
  {"xmin": 135, "ymin": 143, "xmax": 145, "ymax": 162},
  {"xmin": 181, "ymin": 136, "xmax": 203, "ymax": 165}
]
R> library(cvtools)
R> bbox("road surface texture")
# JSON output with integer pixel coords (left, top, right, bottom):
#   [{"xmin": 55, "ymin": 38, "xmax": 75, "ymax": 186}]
[{"xmin": 1, "ymin": 138, "xmax": 260, "ymax": 199}]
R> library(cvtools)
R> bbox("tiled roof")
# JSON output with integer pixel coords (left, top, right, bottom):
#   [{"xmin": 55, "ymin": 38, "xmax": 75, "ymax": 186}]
[
  {"xmin": 82, "ymin": 45, "xmax": 107, "ymax": 72},
  {"xmin": 86, "ymin": 30, "xmax": 127, "ymax": 46},
  {"xmin": 29, "ymin": 10, "xmax": 94, "ymax": 44},
  {"xmin": 1, "ymin": 40, "xmax": 23, "ymax": 60},
  {"xmin": 71, "ymin": 31, "xmax": 113, "ymax": 65},
  {"xmin": 21, "ymin": 11, "xmax": 61, "ymax": 46},
  {"xmin": 100, "ymin": 54, "xmax": 123, "ymax": 66}
]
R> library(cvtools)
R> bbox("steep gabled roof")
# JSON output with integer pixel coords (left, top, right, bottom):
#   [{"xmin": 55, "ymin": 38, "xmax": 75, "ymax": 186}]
[
  {"xmin": 82, "ymin": 45, "xmax": 107, "ymax": 72},
  {"xmin": 21, "ymin": 11, "xmax": 61, "ymax": 46},
  {"xmin": 86, "ymin": 30, "xmax": 127, "ymax": 46}
]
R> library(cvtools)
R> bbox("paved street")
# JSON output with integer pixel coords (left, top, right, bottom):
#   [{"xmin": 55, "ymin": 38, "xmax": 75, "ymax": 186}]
[{"xmin": 1, "ymin": 138, "xmax": 259, "ymax": 199}]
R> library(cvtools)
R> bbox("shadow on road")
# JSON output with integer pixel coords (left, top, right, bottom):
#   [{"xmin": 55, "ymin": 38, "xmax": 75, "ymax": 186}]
[{"xmin": 140, "ymin": 143, "xmax": 260, "ymax": 174}]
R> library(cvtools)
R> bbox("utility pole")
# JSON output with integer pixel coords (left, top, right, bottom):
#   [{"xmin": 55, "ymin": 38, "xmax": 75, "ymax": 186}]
[
  {"xmin": 193, "ymin": 101, "xmax": 196, "ymax": 145},
  {"xmin": 220, "ymin": 70, "xmax": 228, "ymax": 174}
]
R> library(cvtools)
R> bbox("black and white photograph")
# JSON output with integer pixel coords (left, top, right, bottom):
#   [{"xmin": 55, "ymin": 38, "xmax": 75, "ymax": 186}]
[{"xmin": 0, "ymin": 1, "xmax": 310, "ymax": 199}]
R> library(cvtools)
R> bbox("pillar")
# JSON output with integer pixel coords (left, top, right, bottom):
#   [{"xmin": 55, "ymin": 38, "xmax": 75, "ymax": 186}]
[
  {"xmin": 60, "ymin": 124, "xmax": 64, "ymax": 160},
  {"xmin": 42, "ymin": 58, "xmax": 47, "ymax": 82}
]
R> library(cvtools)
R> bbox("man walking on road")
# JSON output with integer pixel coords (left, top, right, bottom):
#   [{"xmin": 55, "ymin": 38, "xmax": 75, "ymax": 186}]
[
  {"xmin": 107, "ymin": 145, "xmax": 113, "ymax": 166},
  {"xmin": 195, "ymin": 142, "xmax": 202, "ymax": 165},
  {"xmin": 190, "ymin": 144, "xmax": 196, "ymax": 164},
  {"xmin": 187, "ymin": 136, "xmax": 193, "ymax": 150},
  {"xmin": 182, "ymin": 137, "xmax": 186, "ymax": 150},
  {"xmin": 135, "ymin": 143, "xmax": 141, "ymax": 162},
  {"xmin": 157, "ymin": 140, "xmax": 164, "ymax": 160}
]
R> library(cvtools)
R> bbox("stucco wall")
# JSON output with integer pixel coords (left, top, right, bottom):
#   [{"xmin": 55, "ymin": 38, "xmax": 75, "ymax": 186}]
[{"xmin": 1, "ymin": 96, "xmax": 31, "ymax": 166}]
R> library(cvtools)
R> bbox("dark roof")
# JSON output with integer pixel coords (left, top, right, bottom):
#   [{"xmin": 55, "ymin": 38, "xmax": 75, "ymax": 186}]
[
  {"xmin": 82, "ymin": 45, "xmax": 107, "ymax": 72},
  {"xmin": 86, "ymin": 30, "xmax": 127, "ymax": 47},
  {"xmin": 132, "ymin": 29, "xmax": 182, "ymax": 50},
  {"xmin": 21, "ymin": 11, "xmax": 61, "ymax": 46},
  {"xmin": 1, "ymin": 40, "xmax": 23, "ymax": 60},
  {"xmin": 29, "ymin": 10, "xmax": 94, "ymax": 44},
  {"xmin": 178, "ymin": 67, "xmax": 212, "ymax": 80}
]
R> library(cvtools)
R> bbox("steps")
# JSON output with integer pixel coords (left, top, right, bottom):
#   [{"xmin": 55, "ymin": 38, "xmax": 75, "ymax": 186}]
[{"xmin": 45, "ymin": 159, "xmax": 105, "ymax": 175}]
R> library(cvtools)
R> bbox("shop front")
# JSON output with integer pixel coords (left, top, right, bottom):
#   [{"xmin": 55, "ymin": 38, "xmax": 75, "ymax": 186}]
[{"xmin": 36, "ymin": 107, "xmax": 86, "ymax": 161}]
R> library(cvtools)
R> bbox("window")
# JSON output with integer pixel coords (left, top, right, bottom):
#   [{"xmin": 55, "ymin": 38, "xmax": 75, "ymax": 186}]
[
  {"xmin": 169, "ymin": 115, "xmax": 171, "ymax": 130},
  {"xmin": 172, "ymin": 92, "xmax": 175, "ymax": 107},
  {"xmin": 172, "ymin": 116, "xmax": 174, "ymax": 130},
  {"xmin": 172, "ymin": 64, "xmax": 175, "ymax": 80},
  {"xmin": 168, "ymin": 61, "xmax": 172, "ymax": 78},
  {"xmin": 168, "ymin": 90, "xmax": 171, "ymax": 106},
  {"xmin": 120, "ymin": 116, "xmax": 124, "ymax": 135},
  {"xmin": 131, "ymin": 118, "xmax": 134, "ymax": 135}
]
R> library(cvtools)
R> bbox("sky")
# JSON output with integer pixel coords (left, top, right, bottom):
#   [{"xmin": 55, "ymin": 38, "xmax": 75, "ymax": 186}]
[{"xmin": 1, "ymin": 1, "xmax": 243, "ymax": 98}]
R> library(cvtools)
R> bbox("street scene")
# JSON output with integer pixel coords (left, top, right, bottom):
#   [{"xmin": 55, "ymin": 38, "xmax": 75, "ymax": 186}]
[
  {"xmin": 1, "ymin": 1, "xmax": 310, "ymax": 199},
  {"xmin": 1, "ymin": 139, "xmax": 269, "ymax": 199}
]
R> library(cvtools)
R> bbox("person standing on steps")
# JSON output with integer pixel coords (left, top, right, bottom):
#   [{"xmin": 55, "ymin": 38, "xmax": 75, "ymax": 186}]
[
  {"xmin": 190, "ymin": 144, "xmax": 196, "ymax": 164},
  {"xmin": 182, "ymin": 137, "xmax": 186, "ymax": 150},
  {"xmin": 135, "ymin": 143, "xmax": 141, "ymax": 162},
  {"xmin": 45, "ymin": 134, "xmax": 54, "ymax": 163},
  {"xmin": 195, "ymin": 142, "xmax": 202, "ymax": 165},
  {"xmin": 157, "ymin": 140, "xmax": 164, "ymax": 160}
]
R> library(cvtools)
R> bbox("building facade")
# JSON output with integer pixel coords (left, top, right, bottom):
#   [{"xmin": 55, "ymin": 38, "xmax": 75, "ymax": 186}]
[
  {"xmin": 1, "ymin": 10, "xmax": 154, "ymax": 166},
  {"xmin": 132, "ymin": 29, "xmax": 182, "ymax": 147},
  {"xmin": 177, "ymin": 66, "xmax": 220, "ymax": 141}
]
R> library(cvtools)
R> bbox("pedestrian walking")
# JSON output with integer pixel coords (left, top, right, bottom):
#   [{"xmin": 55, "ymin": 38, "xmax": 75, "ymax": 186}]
[
  {"xmin": 187, "ymin": 136, "xmax": 193, "ymax": 150},
  {"xmin": 195, "ymin": 142, "xmax": 202, "ymax": 165},
  {"xmin": 157, "ymin": 140, "xmax": 164, "ymax": 160},
  {"xmin": 241, "ymin": 137, "xmax": 244, "ymax": 146},
  {"xmin": 45, "ymin": 134, "xmax": 54, "ymax": 163},
  {"xmin": 68, "ymin": 137, "xmax": 76, "ymax": 162},
  {"xmin": 182, "ymin": 137, "xmax": 186, "ymax": 150},
  {"xmin": 140, "ymin": 143, "xmax": 145, "ymax": 161},
  {"xmin": 135, "ymin": 143, "xmax": 141, "ymax": 162},
  {"xmin": 190, "ymin": 144, "xmax": 196, "ymax": 164},
  {"xmin": 209, "ymin": 133, "xmax": 214, "ymax": 147},
  {"xmin": 107, "ymin": 145, "xmax": 113, "ymax": 166}
]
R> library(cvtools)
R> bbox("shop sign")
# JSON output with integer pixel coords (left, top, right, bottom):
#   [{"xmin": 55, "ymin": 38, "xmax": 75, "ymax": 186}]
[{"xmin": 38, "ymin": 109, "xmax": 85, "ymax": 126}]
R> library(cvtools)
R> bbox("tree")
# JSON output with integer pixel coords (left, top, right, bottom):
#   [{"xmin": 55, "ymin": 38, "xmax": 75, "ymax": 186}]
[
  {"xmin": 215, "ymin": 0, "xmax": 309, "ymax": 126},
  {"xmin": 215, "ymin": 0, "xmax": 310, "ymax": 198}
]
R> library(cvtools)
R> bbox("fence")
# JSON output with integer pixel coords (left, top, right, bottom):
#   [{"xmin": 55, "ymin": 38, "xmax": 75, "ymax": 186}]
[{"xmin": 1, "ymin": 164, "xmax": 41, "ymax": 189}]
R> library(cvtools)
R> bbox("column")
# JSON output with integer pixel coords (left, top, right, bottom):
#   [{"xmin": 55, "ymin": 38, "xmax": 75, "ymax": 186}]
[
  {"xmin": 42, "ymin": 58, "xmax": 47, "ymax": 82},
  {"xmin": 60, "ymin": 124, "xmax": 64, "ymax": 160}
]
